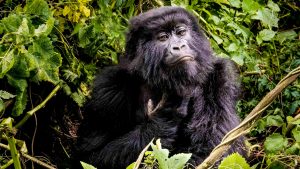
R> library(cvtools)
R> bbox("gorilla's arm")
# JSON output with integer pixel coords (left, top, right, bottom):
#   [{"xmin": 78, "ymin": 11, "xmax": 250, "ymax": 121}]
[
  {"xmin": 76, "ymin": 66, "xmax": 178, "ymax": 168},
  {"xmin": 185, "ymin": 58, "xmax": 242, "ymax": 162}
]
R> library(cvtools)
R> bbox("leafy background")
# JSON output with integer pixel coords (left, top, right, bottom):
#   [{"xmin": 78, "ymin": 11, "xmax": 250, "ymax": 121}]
[{"xmin": 0, "ymin": 0, "xmax": 299, "ymax": 168}]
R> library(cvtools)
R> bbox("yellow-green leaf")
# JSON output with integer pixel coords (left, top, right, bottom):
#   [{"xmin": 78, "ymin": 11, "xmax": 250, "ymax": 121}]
[{"xmin": 63, "ymin": 5, "xmax": 71, "ymax": 16}]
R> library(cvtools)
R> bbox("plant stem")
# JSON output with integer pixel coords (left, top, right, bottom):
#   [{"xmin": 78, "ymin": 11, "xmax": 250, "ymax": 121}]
[
  {"xmin": 14, "ymin": 85, "xmax": 61, "ymax": 129},
  {"xmin": 7, "ymin": 137, "xmax": 22, "ymax": 169},
  {"xmin": 1, "ymin": 159, "xmax": 14, "ymax": 169}
]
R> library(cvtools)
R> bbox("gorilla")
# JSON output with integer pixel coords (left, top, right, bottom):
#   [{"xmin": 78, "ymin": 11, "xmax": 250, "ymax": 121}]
[{"xmin": 75, "ymin": 6, "xmax": 243, "ymax": 168}]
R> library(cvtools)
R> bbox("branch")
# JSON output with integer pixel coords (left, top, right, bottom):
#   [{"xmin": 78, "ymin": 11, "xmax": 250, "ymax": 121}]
[
  {"xmin": 14, "ymin": 85, "xmax": 61, "ymax": 129},
  {"xmin": 196, "ymin": 66, "xmax": 300, "ymax": 169}
]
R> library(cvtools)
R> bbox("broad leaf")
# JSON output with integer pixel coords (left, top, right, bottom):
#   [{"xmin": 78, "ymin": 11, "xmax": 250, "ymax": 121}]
[
  {"xmin": 24, "ymin": 0, "xmax": 51, "ymax": 20},
  {"xmin": 292, "ymin": 125, "xmax": 300, "ymax": 142},
  {"xmin": 1, "ymin": 14, "xmax": 22, "ymax": 32},
  {"xmin": 34, "ymin": 17, "xmax": 55, "ymax": 37},
  {"xmin": 264, "ymin": 133, "xmax": 288, "ymax": 154},
  {"xmin": 27, "ymin": 37, "xmax": 62, "ymax": 84},
  {"xmin": 242, "ymin": 0, "xmax": 260, "ymax": 13},
  {"xmin": 267, "ymin": 1, "xmax": 280, "ymax": 12},
  {"xmin": 167, "ymin": 153, "xmax": 192, "ymax": 169},
  {"xmin": 0, "ymin": 49, "xmax": 15, "ymax": 78},
  {"xmin": 151, "ymin": 142, "xmax": 169, "ymax": 169},
  {"xmin": 219, "ymin": 153, "xmax": 250, "ymax": 169},
  {"xmin": 6, "ymin": 75, "xmax": 28, "ymax": 116},
  {"xmin": 266, "ymin": 115, "xmax": 284, "ymax": 127},
  {"xmin": 252, "ymin": 8, "xmax": 279, "ymax": 28}
]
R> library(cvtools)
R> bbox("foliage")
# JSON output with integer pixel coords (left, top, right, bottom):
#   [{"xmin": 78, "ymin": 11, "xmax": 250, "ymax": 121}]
[
  {"xmin": 0, "ymin": 0, "xmax": 299, "ymax": 168},
  {"xmin": 81, "ymin": 161, "xmax": 97, "ymax": 169},
  {"xmin": 127, "ymin": 139, "xmax": 192, "ymax": 169},
  {"xmin": 218, "ymin": 153, "xmax": 250, "ymax": 169}
]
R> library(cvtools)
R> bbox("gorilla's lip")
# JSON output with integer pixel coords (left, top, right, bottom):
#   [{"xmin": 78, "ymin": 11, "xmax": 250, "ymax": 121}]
[{"xmin": 171, "ymin": 55, "xmax": 195, "ymax": 65}]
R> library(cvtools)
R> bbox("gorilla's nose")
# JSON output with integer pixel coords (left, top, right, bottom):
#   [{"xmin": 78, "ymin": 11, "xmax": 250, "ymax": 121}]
[{"xmin": 171, "ymin": 42, "xmax": 186, "ymax": 53}]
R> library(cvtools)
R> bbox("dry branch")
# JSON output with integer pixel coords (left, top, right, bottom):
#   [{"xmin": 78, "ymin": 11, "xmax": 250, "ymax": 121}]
[{"xmin": 196, "ymin": 66, "xmax": 300, "ymax": 169}]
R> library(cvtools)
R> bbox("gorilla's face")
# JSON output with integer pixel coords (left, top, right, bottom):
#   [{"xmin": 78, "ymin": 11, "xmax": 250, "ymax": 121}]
[
  {"xmin": 127, "ymin": 7, "xmax": 213, "ymax": 92},
  {"xmin": 156, "ymin": 24, "xmax": 196, "ymax": 67}
]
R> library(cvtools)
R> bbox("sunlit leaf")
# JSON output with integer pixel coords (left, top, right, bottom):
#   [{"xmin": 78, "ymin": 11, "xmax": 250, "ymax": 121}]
[
  {"xmin": 168, "ymin": 153, "xmax": 192, "ymax": 169},
  {"xmin": 252, "ymin": 8, "xmax": 279, "ymax": 28},
  {"xmin": 1, "ymin": 14, "xmax": 22, "ymax": 32},
  {"xmin": 63, "ymin": 5, "xmax": 71, "ymax": 16},
  {"xmin": 267, "ymin": 1, "xmax": 280, "ymax": 12},
  {"xmin": 292, "ymin": 125, "xmax": 300, "ymax": 142},
  {"xmin": 242, "ymin": 0, "xmax": 260, "ymax": 13},
  {"xmin": 34, "ymin": 17, "xmax": 55, "ymax": 37},
  {"xmin": 0, "ymin": 90, "xmax": 16, "ymax": 99},
  {"xmin": 219, "ymin": 153, "xmax": 250, "ymax": 169},
  {"xmin": 0, "ymin": 49, "xmax": 15, "ymax": 78},
  {"xmin": 80, "ymin": 161, "xmax": 97, "ymax": 169}
]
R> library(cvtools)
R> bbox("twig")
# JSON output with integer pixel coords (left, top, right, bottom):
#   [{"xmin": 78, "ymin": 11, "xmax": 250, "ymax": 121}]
[
  {"xmin": 0, "ymin": 143, "xmax": 56, "ymax": 169},
  {"xmin": 196, "ymin": 66, "xmax": 300, "ymax": 169},
  {"xmin": 14, "ymin": 85, "xmax": 61, "ymax": 129}
]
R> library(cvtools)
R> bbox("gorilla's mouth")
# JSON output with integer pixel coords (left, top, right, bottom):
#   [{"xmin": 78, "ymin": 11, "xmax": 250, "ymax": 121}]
[{"xmin": 170, "ymin": 55, "xmax": 195, "ymax": 65}]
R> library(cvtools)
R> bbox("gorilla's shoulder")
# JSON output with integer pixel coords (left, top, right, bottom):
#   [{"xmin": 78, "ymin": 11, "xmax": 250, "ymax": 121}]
[{"xmin": 85, "ymin": 66, "xmax": 141, "ymax": 119}]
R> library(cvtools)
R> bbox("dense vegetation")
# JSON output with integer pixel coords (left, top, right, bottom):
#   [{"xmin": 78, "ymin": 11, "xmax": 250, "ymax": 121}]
[{"xmin": 0, "ymin": 0, "xmax": 299, "ymax": 168}]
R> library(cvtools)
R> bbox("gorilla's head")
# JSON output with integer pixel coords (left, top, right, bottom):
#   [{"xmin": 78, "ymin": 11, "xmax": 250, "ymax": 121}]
[{"xmin": 125, "ymin": 7, "xmax": 214, "ymax": 93}]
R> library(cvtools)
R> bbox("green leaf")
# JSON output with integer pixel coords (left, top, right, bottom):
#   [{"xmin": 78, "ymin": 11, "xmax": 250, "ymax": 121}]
[
  {"xmin": 210, "ymin": 33, "xmax": 223, "ymax": 44},
  {"xmin": 257, "ymin": 29, "xmax": 276, "ymax": 42},
  {"xmin": 27, "ymin": 37, "xmax": 62, "ymax": 84},
  {"xmin": 126, "ymin": 162, "xmax": 135, "ymax": 169},
  {"xmin": 289, "ymin": 101, "xmax": 300, "ymax": 114},
  {"xmin": 231, "ymin": 54, "xmax": 244, "ymax": 66},
  {"xmin": 6, "ymin": 75, "xmax": 28, "ymax": 116},
  {"xmin": 80, "ymin": 161, "xmax": 97, "ymax": 169},
  {"xmin": 8, "ymin": 53, "xmax": 31, "ymax": 78},
  {"xmin": 292, "ymin": 125, "xmax": 300, "ymax": 142},
  {"xmin": 219, "ymin": 153, "xmax": 251, "ymax": 169},
  {"xmin": 16, "ymin": 18, "xmax": 30, "ymax": 44},
  {"xmin": 252, "ymin": 8, "xmax": 279, "ymax": 28},
  {"xmin": 276, "ymin": 30, "xmax": 297, "ymax": 44},
  {"xmin": 167, "ymin": 153, "xmax": 192, "ymax": 169},
  {"xmin": 266, "ymin": 115, "xmax": 284, "ymax": 127},
  {"xmin": 34, "ymin": 17, "xmax": 55, "ymax": 37},
  {"xmin": 242, "ymin": 0, "xmax": 260, "ymax": 13},
  {"xmin": 267, "ymin": 1, "xmax": 280, "ymax": 12},
  {"xmin": 0, "ymin": 49, "xmax": 15, "ymax": 78},
  {"xmin": 24, "ymin": 0, "xmax": 51, "ymax": 20},
  {"xmin": 0, "ymin": 90, "xmax": 16, "ymax": 99},
  {"xmin": 264, "ymin": 133, "xmax": 288, "ymax": 154},
  {"xmin": 151, "ymin": 142, "xmax": 169, "ymax": 169},
  {"xmin": 1, "ymin": 14, "xmax": 22, "ymax": 32},
  {"xmin": 78, "ymin": 25, "xmax": 94, "ymax": 48},
  {"xmin": 228, "ymin": 0, "xmax": 241, "ymax": 8},
  {"xmin": 227, "ymin": 22, "xmax": 252, "ymax": 41}
]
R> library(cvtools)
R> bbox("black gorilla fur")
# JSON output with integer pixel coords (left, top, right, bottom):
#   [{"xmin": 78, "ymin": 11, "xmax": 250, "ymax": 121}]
[{"xmin": 75, "ymin": 6, "xmax": 243, "ymax": 168}]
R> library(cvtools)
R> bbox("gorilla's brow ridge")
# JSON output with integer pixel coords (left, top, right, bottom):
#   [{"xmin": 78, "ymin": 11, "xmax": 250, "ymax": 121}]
[{"xmin": 145, "ymin": 13, "xmax": 191, "ymax": 33}]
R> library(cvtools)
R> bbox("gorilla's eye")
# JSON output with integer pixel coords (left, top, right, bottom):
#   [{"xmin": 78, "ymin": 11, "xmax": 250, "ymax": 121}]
[
  {"xmin": 157, "ymin": 32, "xmax": 169, "ymax": 42},
  {"xmin": 176, "ymin": 27, "xmax": 187, "ymax": 36}
]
